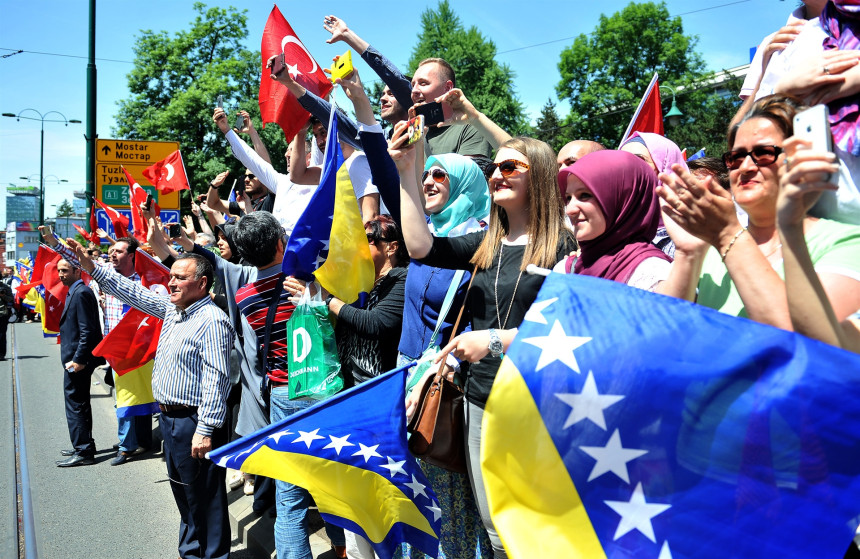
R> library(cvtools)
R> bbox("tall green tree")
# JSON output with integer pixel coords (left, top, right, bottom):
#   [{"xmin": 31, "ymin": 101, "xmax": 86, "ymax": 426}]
[
  {"xmin": 56, "ymin": 199, "xmax": 73, "ymax": 217},
  {"xmin": 113, "ymin": 3, "xmax": 288, "ymax": 199},
  {"xmin": 533, "ymin": 99, "xmax": 565, "ymax": 152},
  {"xmin": 556, "ymin": 1, "xmax": 709, "ymax": 147},
  {"xmin": 408, "ymin": 1, "xmax": 529, "ymax": 135}
]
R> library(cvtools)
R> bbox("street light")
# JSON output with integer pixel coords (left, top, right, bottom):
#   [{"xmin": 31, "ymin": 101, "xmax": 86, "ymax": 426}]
[
  {"xmin": 2, "ymin": 109, "xmax": 82, "ymax": 226},
  {"xmin": 658, "ymin": 86, "xmax": 684, "ymax": 128}
]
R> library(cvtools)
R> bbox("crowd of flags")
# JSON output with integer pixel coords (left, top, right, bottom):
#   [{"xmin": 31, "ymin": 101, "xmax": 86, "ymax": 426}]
[{"xmin": 21, "ymin": 4, "xmax": 858, "ymax": 556}]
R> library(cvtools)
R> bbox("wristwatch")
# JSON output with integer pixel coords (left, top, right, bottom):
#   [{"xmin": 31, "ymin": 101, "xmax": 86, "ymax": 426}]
[{"xmin": 488, "ymin": 328, "xmax": 504, "ymax": 358}]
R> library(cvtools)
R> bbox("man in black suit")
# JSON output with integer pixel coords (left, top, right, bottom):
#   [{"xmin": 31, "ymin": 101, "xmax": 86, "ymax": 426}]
[{"xmin": 56, "ymin": 259, "xmax": 103, "ymax": 467}]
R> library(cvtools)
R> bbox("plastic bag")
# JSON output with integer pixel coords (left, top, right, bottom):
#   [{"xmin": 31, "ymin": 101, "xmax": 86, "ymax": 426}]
[{"xmin": 287, "ymin": 288, "xmax": 343, "ymax": 400}]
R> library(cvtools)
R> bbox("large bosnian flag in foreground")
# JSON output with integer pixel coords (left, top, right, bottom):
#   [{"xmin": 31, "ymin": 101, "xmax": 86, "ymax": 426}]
[{"xmin": 482, "ymin": 273, "xmax": 860, "ymax": 559}]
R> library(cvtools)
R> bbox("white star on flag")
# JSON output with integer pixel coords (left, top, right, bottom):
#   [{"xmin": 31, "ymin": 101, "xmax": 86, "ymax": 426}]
[
  {"xmin": 404, "ymin": 475, "xmax": 428, "ymax": 499},
  {"xmin": 524, "ymin": 297, "xmax": 558, "ymax": 324},
  {"xmin": 293, "ymin": 428, "xmax": 324, "ymax": 449},
  {"xmin": 287, "ymin": 63, "xmax": 300, "ymax": 79},
  {"xmin": 579, "ymin": 429, "xmax": 648, "ymax": 483},
  {"xmin": 269, "ymin": 429, "xmax": 294, "ymax": 444},
  {"xmin": 323, "ymin": 434, "xmax": 354, "ymax": 455},
  {"xmin": 352, "ymin": 443, "xmax": 382, "ymax": 463},
  {"xmin": 380, "ymin": 457, "xmax": 407, "ymax": 478},
  {"xmin": 138, "ymin": 317, "xmax": 149, "ymax": 329},
  {"xmin": 659, "ymin": 541, "xmax": 673, "ymax": 559},
  {"xmin": 555, "ymin": 371, "xmax": 624, "ymax": 430},
  {"xmin": 425, "ymin": 502, "xmax": 442, "ymax": 522},
  {"xmin": 604, "ymin": 482, "xmax": 671, "ymax": 543},
  {"xmin": 522, "ymin": 320, "xmax": 591, "ymax": 372}
]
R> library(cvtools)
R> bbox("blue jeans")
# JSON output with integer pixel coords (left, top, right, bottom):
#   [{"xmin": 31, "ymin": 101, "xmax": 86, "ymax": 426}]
[{"xmin": 270, "ymin": 387, "xmax": 345, "ymax": 559}]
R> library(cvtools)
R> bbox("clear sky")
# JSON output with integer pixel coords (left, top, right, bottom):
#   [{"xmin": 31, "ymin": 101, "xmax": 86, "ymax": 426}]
[{"xmin": 0, "ymin": 0, "xmax": 792, "ymax": 225}]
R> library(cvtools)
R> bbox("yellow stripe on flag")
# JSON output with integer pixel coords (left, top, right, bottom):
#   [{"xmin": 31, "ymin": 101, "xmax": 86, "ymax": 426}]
[
  {"xmin": 314, "ymin": 164, "xmax": 375, "ymax": 304},
  {"xmin": 115, "ymin": 361, "xmax": 156, "ymax": 409},
  {"xmin": 481, "ymin": 359, "xmax": 607, "ymax": 558},
  {"xmin": 243, "ymin": 446, "xmax": 437, "ymax": 543}
]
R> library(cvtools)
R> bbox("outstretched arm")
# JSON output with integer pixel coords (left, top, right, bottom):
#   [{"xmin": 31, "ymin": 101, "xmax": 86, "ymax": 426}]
[
  {"xmin": 236, "ymin": 110, "xmax": 272, "ymax": 165},
  {"xmin": 436, "ymin": 88, "xmax": 512, "ymax": 150}
]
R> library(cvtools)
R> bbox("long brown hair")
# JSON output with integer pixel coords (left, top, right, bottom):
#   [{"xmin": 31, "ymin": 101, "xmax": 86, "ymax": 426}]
[{"xmin": 471, "ymin": 137, "xmax": 575, "ymax": 271}]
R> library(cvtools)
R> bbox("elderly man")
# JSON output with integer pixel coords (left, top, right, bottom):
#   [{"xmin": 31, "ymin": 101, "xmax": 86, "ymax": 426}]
[{"xmin": 71, "ymin": 241, "xmax": 235, "ymax": 559}]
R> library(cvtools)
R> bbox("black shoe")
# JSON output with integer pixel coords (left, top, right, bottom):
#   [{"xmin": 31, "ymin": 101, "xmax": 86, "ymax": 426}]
[
  {"xmin": 112, "ymin": 443, "xmax": 120, "ymax": 451},
  {"xmin": 110, "ymin": 451, "xmax": 132, "ymax": 466},
  {"xmin": 60, "ymin": 449, "xmax": 76, "ymax": 457},
  {"xmin": 56, "ymin": 455, "xmax": 94, "ymax": 467}
]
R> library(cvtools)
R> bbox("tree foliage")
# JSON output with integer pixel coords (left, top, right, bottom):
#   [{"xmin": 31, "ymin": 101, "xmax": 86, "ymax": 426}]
[
  {"xmin": 56, "ymin": 199, "xmax": 73, "ymax": 217},
  {"xmin": 556, "ymin": 1, "xmax": 708, "ymax": 147},
  {"xmin": 668, "ymin": 75, "xmax": 744, "ymax": 160},
  {"xmin": 113, "ymin": 3, "xmax": 289, "ymax": 200},
  {"xmin": 407, "ymin": 1, "xmax": 529, "ymax": 135},
  {"xmin": 533, "ymin": 99, "xmax": 565, "ymax": 152}
]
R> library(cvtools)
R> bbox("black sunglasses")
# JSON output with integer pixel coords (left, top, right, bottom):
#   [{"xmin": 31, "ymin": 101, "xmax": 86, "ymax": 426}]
[
  {"xmin": 245, "ymin": 173, "xmax": 256, "ymax": 180},
  {"xmin": 422, "ymin": 168, "xmax": 448, "ymax": 183},
  {"xmin": 722, "ymin": 145, "xmax": 783, "ymax": 170}
]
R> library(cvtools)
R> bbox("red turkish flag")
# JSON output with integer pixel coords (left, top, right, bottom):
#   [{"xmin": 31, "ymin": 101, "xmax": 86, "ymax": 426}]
[
  {"xmin": 93, "ymin": 307, "xmax": 162, "ymax": 375},
  {"xmin": 73, "ymin": 224, "xmax": 99, "ymax": 245},
  {"xmin": 94, "ymin": 198, "xmax": 130, "ymax": 239},
  {"xmin": 619, "ymin": 73, "xmax": 664, "ymax": 146},
  {"xmin": 30, "ymin": 244, "xmax": 59, "ymax": 285},
  {"xmin": 87, "ymin": 199, "xmax": 100, "ymax": 244},
  {"xmin": 41, "ymin": 256, "xmax": 68, "ymax": 333},
  {"xmin": 123, "ymin": 167, "xmax": 161, "ymax": 244},
  {"xmin": 142, "ymin": 150, "xmax": 190, "ymax": 194},
  {"xmin": 259, "ymin": 6, "xmax": 333, "ymax": 141},
  {"xmin": 135, "ymin": 249, "xmax": 170, "ymax": 291}
]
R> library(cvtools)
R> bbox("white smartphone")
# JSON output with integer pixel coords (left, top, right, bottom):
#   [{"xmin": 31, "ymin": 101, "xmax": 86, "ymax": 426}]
[{"xmin": 793, "ymin": 104, "xmax": 834, "ymax": 181}]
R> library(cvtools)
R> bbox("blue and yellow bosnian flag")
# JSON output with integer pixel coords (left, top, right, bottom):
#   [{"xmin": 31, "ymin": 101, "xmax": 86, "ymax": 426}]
[
  {"xmin": 208, "ymin": 365, "xmax": 441, "ymax": 559},
  {"xmin": 282, "ymin": 108, "xmax": 374, "ymax": 304},
  {"xmin": 482, "ymin": 273, "xmax": 860, "ymax": 559}
]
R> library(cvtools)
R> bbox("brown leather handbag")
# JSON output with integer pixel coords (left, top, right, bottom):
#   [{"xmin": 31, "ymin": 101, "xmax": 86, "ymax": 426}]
[{"xmin": 406, "ymin": 268, "xmax": 476, "ymax": 474}]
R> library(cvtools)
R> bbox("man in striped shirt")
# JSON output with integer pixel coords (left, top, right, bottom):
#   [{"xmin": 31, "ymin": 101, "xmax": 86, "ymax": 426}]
[{"xmin": 72, "ymin": 243, "xmax": 235, "ymax": 559}]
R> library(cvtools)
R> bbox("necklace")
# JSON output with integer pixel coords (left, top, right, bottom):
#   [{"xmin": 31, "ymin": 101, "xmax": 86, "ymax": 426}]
[
  {"xmin": 763, "ymin": 242, "xmax": 782, "ymax": 259},
  {"xmin": 495, "ymin": 243, "xmax": 524, "ymax": 329}
]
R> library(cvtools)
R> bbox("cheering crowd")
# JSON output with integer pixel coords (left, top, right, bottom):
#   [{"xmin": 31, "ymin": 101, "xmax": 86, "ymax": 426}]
[{"xmin": 36, "ymin": 3, "xmax": 860, "ymax": 558}]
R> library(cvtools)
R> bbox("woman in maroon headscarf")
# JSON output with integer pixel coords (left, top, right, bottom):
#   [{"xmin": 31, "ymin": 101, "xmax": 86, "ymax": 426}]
[{"xmin": 556, "ymin": 150, "xmax": 677, "ymax": 292}]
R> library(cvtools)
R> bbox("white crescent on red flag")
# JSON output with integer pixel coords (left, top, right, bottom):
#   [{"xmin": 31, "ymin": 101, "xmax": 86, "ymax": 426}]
[
  {"xmin": 142, "ymin": 149, "xmax": 190, "ymax": 194},
  {"xmin": 259, "ymin": 5, "xmax": 333, "ymax": 141}
]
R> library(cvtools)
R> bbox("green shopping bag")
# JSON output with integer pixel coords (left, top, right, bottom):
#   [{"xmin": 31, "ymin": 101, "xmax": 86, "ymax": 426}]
[{"xmin": 287, "ymin": 288, "xmax": 343, "ymax": 400}]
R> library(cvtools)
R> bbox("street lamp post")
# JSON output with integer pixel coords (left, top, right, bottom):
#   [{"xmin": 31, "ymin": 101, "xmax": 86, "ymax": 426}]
[
  {"xmin": 2, "ymin": 109, "xmax": 81, "ymax": 226},
  {"xmin": 658, "ymin": 86, "xmax": 684, "ymax": 128}
]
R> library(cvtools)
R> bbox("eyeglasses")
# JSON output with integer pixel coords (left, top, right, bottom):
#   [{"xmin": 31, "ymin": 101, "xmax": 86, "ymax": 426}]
[
  {"xmin": 367, "ymin": 233, "xmax": 393, "ymax": 244},
  {"xmin": 486, "ymin": 159, "xmax": 530, "ymax": 178},
  {"xmin": 721, "ymin": 145, "xmax": 783, "ymax": 170},
  {"xmin": 245, "ymin": 173, "xmax": 256, "ymax": 180},
  {"xmin": 422, "ymin": 168, "xmax": 448, "ymax": 183}
]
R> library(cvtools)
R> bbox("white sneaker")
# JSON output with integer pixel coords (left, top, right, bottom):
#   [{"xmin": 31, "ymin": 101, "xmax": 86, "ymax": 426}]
[
  {"xmin": 228, "ymin": 470, "xmax": 244, "ymax": 491},
  {"xmin": 243, "ymin": 477, "xmax": 255, "ymax": 496}
]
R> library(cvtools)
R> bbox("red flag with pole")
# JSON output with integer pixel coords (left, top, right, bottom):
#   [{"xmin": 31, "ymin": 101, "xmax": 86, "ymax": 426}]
[
  {"xmin": 122, "ymin": 167, "xmax": 160, "ymax": 243},
  {"xmin": 618, "ymin": 73, "xmax": 664, "ymax": 147},
  {"xmin": 142, "ymin": 150, "xmax": 191, "ymax": 194},
  {"xmin": 93, "ymin": 198, "xmax": 130, "ymax": 239},
  {"xmin": 259, "ymin": 6, "xmax": 333, "ymax": 141}
]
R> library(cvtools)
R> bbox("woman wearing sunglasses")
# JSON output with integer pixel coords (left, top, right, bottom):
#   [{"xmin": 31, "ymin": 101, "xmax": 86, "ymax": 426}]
[
  {"xmin": 658, "ymin": 95, "xmax": 860, "ymax": 328},
  {"xmin": 390, "ymin": 128, "xmax": 575, "ymax": 559}
]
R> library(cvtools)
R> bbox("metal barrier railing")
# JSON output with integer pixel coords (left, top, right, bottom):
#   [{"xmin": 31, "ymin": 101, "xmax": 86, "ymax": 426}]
[{"xmin": 13, "ymin": 327, "xmax": 39, "ymax": 558}]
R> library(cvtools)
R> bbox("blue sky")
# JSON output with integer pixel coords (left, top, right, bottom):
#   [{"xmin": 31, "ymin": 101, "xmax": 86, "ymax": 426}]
[{"xmin": 0, "ymin": 0, "xmax": 792, "ymax": 225}]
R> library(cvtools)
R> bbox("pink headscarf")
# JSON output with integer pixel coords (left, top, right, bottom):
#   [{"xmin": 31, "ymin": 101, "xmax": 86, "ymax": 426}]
[
  {"xmin": 625, "ymin": 132, "xmax": 689, "ymax": 174},
  {"xmin": 559, "ymin": 150, "xmax": 672, "ymax": 283}
]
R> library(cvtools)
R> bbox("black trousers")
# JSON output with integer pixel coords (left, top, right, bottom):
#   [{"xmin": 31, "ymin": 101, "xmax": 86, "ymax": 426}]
[
  {"xmin": 0, "ymin": 314, "xmax": 8, "ymax": 358},
  {"xmin": 160, "ymin": 410, "xmax": 230, "ymax": 559},
  {"xmin": 63, "ymin": 365, "xmax": 95, "ymax": 457}
]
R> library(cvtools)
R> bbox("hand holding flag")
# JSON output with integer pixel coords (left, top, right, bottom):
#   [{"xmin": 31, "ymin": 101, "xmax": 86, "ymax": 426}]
[{"xmin": 142, "ymin": 150, "xmax": 191, "ymax": 194}]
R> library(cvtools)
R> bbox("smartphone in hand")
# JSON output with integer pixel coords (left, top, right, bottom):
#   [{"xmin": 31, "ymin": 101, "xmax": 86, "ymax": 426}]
[
  {"xmin": 235, "ymin": 113, "xmax": 246, "ymax": 130},
  {"xmin": 144, "ymin": 193, "xmax": 154, "ymax": 212},
  {"xmin": 270, "ymin": 54, "xmax": 286, "ymax": 77},
  {"xmin": 168, "ymin": 224, "xmax": 182, "ymax": 238},
  {"xmin": 329, "ymin": 51, "xmax": 354, "ymax": 82},
  {"xmin": 216, "ymin": 95, "xmax": 224, "ymax": 109},
  {"xmin": 793, "ymin": 104, "xmax": 835, "ymax": 182},
  {"xmin": 404, "ymin": 115, "xmax": 425, "ymax": 147}
]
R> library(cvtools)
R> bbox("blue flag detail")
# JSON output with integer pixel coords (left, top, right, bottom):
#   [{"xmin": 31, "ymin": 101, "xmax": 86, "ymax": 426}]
[
  {"xmin": 686, "ymin": 148, "xmax": 705, "ymax": 161},
  {"xmin": 485, "ymin": 273, "xmax": 860, "ymax": 558},
  {"xmin": 281, "ymin": 111, "xmax": 343, "ymax": 281},
  {"xmin": 208, "ymin": 366, "xmax": 441, "ymax": 559}
]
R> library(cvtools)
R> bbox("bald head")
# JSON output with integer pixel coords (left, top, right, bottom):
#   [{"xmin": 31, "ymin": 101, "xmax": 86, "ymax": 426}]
[{"xmin": 557, "ymin": 140, "xmax": 606, "ymax": 169}]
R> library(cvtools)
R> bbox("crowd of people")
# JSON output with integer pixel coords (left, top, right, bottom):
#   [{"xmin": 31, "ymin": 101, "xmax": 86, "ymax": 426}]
[{"xmin": 32, "ymin": 3, "xmax": 860, "ymax": 558}]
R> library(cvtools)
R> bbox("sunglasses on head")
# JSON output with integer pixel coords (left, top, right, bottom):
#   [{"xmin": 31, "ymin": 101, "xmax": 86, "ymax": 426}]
[
  {"xmin": 721, "ymin": 145, "xmax": 783, "ymax": 170},
  {"xmin": 486, "ymin": 159, "xmax": 530, "ymax": 178},
  {"xmin": 422, "ymin": 168, "xmax": 448, "ymax": 183}
]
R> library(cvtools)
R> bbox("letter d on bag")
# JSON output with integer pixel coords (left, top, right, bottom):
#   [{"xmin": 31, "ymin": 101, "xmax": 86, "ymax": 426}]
[{"xmin": 293, "ymin": 327, "xmax": 312, "ymax": 363}]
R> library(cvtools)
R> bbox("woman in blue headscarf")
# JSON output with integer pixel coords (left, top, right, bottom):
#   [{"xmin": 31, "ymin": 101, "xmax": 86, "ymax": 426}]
[{"xmin": 396, "ymin": 152, "xmax": 493, "ymax": 559}]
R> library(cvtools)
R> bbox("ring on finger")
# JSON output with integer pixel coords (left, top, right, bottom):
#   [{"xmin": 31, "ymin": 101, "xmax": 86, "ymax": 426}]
[{"xmin": 823, "ymin": 65, "xmax": 831, "ymax": 75}]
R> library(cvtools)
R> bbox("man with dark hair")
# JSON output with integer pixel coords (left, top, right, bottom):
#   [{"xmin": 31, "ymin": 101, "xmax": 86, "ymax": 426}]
[
  {"xmin": 55, "ymin": 259, "xmax": 103, "ymax": 467},
  {"xmin": 688, "ymin": 157, "xmax": 730, "ymax": 190},
  {"xmin": 42, "ymin": 233, "xmax": 153, "ymax": 465},
  {"xmin": 72, "ymin": 242, "xmax": 234, "ymax": 559}
]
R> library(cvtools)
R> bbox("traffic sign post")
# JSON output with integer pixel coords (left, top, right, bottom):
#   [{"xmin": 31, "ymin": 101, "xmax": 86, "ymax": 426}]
[{"xmin": 95, "ymin": 139, "xmax": 181, "ymax": 210}]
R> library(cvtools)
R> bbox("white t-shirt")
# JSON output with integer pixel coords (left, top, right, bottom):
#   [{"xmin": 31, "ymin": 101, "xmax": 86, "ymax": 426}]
[{"xmin": 344, "ymin": 151, "xmax": 387, "ymax": 217}]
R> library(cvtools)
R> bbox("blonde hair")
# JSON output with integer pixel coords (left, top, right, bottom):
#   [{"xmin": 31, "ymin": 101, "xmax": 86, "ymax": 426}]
[{"xmin": 471, "ymin": 137, "xmax": 575, "ymax": 271}]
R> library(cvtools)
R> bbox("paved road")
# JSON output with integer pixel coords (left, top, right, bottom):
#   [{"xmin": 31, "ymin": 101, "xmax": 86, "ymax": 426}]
[{"xmin": 8, "ymin": 321, "xmax": 256, "ymax": 559}]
